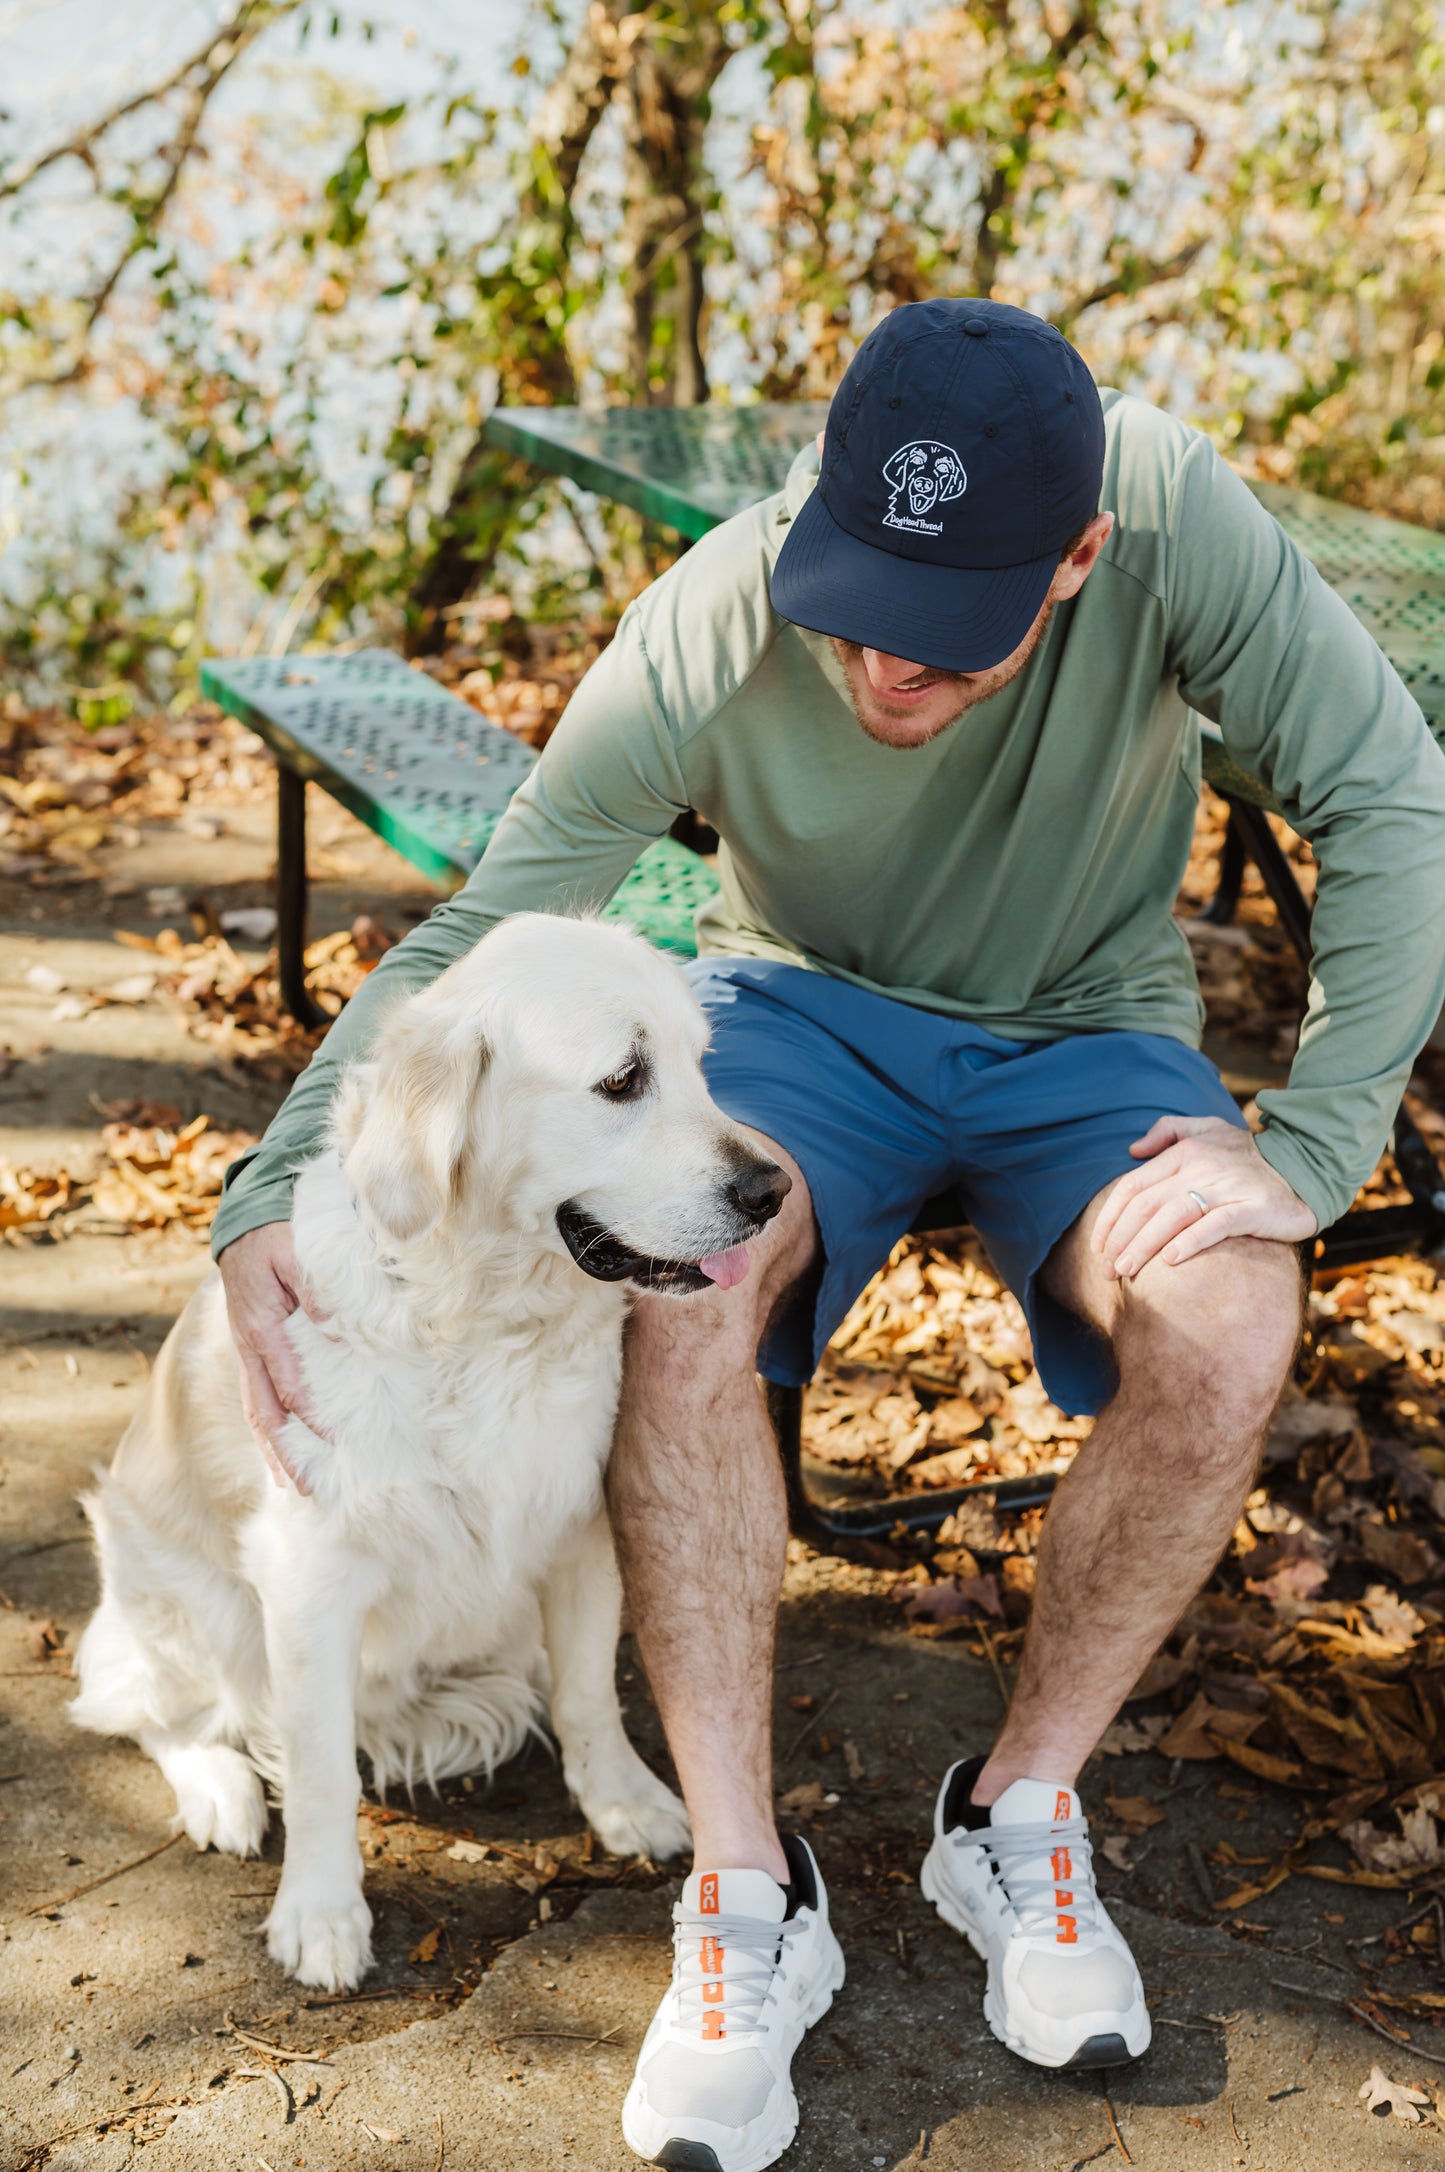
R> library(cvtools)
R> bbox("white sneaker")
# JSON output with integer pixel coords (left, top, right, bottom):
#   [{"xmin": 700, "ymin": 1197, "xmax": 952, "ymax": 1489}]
[
  {"xmin": 920, "ymin": 1757, "xmax": 1150, "ymax": 2070},
  {"xmin": 621, "ymin": 1835, "xmax": 845, "ymax": 2172}
]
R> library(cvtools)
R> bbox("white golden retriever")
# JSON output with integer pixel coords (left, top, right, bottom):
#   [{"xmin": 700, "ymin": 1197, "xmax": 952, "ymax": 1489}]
[{"xmin": 72, "ymin": 914, "xmax": 789, "ymax": 1991}]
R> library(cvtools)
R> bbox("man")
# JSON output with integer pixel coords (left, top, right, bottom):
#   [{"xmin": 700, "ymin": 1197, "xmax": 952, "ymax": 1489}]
[{"xmin": 214, "ymin": 299, "xmax": 1445, "ymax": 2170}]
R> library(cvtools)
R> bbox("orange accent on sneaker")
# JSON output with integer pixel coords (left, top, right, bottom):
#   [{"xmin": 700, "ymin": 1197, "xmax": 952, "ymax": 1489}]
[
  {"xmin": 1050, "ymin": 1846, "xmax": 1073, "ymax": 1881},
  {"xmin": 700, "ymin": 1874, "xmax": 720, "ymax": 1915},
  {"xmin": 1054, "ymin": 1889, "xmax": 1074, "ymax": 1907},
  {"xmin": 700, "ymin": 1936, "xmax": 724, "ymax": 1974},
  {"xmin": 702, "ymin": 1982, "xmax": 724, "ymax": 2004},
  {"xmin": 701, "ymin": 2012, "xmax": 726, "ymax": 2040},
  {"xmin": 1054, "ymin": 1791, "xmax": 1072, "ymax": 1821},
  {"xmin": 1056, "ymin": 1915, "xmax": 1078, "ymax": 1944}
]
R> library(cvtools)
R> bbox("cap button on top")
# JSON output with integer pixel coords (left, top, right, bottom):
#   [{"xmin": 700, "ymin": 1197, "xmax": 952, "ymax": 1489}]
[{"xmin": 963, "ymin": 317, "xmax": 989, "ymax": 337}]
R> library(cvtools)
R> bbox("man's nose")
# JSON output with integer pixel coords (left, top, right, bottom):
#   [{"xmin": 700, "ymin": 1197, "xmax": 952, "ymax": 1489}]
[{"xmin": 861, "ymin": 648, "xmax": 930, "ymax": 691}]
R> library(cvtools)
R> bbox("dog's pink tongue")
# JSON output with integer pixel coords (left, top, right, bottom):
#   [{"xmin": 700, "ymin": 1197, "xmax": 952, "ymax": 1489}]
[{"xmin": 698, "ymin": 1245, "xmax": 751, "ymax": 1290}]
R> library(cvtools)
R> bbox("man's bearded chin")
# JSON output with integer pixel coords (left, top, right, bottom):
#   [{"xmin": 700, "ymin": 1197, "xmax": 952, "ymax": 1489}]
[{"xmin": 834, "ymin": 600, "xmax": 1054, "ymax": 749}]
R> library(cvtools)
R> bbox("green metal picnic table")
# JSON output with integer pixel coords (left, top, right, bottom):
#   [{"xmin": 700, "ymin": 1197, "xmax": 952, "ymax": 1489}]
[{"xmin": 201, "ymin": 400, "xmax": 1445, "ymax": 1555}]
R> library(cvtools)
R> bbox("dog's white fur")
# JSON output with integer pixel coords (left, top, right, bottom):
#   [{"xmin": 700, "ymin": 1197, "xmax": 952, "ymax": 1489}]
[{"xmin": 73, "ymin": 914, "xmax": 778, "ymax": 1992}]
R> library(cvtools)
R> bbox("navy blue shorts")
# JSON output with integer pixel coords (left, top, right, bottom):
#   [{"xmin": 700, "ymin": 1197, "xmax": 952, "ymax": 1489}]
[{"xmin": 685, "ymin": 957, "xmax": 1246, "ymax": 1418}]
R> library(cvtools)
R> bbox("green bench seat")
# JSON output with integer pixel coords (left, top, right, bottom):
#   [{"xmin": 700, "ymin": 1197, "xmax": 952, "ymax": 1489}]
[{"xmin": 199, "ymin": 649, "xmax": 721, "ymax": 1019}]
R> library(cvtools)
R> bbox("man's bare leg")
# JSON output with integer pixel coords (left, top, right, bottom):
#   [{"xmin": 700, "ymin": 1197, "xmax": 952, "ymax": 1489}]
[
  {"xmin": 973, "ymin": 1188, "xmax": 1305, "ymax": 1803},
  {"xmin": 607, "ymin": 1130, "xmax": 817, "ymax": 1882}
]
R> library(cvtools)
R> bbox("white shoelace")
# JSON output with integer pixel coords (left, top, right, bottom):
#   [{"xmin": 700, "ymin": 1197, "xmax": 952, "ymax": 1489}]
[
  {"xmin": 669, "ymin": 1905, "xmax": 804, "ymax": 2036},
  {"xmin": 957, "ymin": 1814, "xmax": 1102, "ymax": 1941}
]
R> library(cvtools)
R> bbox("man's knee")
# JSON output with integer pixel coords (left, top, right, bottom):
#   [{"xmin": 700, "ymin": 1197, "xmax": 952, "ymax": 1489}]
[{"xmin": 1113, "ymin": 1235, "xmax": 1304, "ymax": 1438}]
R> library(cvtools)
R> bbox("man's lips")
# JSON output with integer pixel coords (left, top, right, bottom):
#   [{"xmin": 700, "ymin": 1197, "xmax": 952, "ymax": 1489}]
[{"xmin": 881, "ymin": 670, "xmax": 980, "ymax": 702}]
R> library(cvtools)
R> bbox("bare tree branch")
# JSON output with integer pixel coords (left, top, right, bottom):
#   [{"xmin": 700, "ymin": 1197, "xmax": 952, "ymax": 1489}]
[
  {"xmin": 2, "ymin": 0, "xmax": 301, "ymax": 395},
  {"xmin": 1065, "ymin": 238, "xmax": 1207, "ymax": 322},
  {"xmin": 0, "ymin": 0, "xmax": 295, "ymax": 200}
]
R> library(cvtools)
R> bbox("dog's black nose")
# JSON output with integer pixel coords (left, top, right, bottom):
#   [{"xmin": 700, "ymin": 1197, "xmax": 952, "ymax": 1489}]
[{"xmin": 728, "ymin": 1162, "xmax": 792, "ymax": 1224}]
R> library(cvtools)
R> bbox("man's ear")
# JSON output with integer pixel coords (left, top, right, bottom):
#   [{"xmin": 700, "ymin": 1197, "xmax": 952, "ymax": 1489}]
[
  {"xmin": 1053, "ymin": 511, "xmax": 1115, "ymax": 603},
  {"xmin": 344, "ymin": 997, "xmax": 490, "ymax": 1244}
]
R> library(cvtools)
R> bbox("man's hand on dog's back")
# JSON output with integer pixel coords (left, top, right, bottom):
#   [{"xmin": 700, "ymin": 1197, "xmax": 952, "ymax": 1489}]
[{"xmin": 217, "ymin": 1222, "xmax": 329, "ymax": 1493}]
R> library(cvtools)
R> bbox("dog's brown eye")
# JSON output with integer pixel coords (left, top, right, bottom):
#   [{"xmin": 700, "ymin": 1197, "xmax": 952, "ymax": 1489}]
[{"xmin": 598, "ymin": 1067, "xmax": 636, "ymax": 1099}]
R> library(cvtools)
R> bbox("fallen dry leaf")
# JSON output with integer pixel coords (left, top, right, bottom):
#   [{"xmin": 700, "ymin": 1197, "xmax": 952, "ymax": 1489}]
[
  {"xmin": 897, "ymin": 1574, "xmax": 1003, "ymax": 1626},
  {"xmin": 777, "ymin": 1781, "xmax": 829, "ymax": 1815},
  {"xmin": 1358, "ymin": 1519, "xmax": 1437, "ymax": 1587},
  {"xmin": 1342, "ymin": 1805, "xmax": 1445, "ymax": 1877},
  {"xmin": 1105, "ymin": 1795, "xmax": 1167, "ymax": 1832},
  {"xmin": 1360, "ymin": 1586, "xmax": 1426, "ymax": 1651},
  {"xmin": 1359, "ymin": 2064, "xmax": 1430, "ymax": 2122},
  {"xmin": 1097, "ymin": 1715, "xmax": 1171, "ymax": 1757},
  {"xmin": 1244, "ymin": 1554, "xmax": 1330, "ymax": 1606},
  {"xmin": 408, "ymin": 1925, "xmax": 442, "ymax": 1965},
  {"xmin": 26, "ymin": 1617, "xmax": 65, "ymax": 1661},
  {"xmin": 1157, "ymin": 1693, "xmax": 1265, "ymax": 1762}
]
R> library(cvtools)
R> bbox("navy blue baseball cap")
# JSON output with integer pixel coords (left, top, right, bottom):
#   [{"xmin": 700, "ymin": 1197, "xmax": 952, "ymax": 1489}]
[{"xmin": 771, "ymin": 298, "xmax": 1105, "ymax": 673}]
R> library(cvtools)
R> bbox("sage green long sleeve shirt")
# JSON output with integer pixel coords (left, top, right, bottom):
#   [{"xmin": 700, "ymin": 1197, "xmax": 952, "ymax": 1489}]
[{"xmin": 211, "ymin": 392, "xmax": 1445, "ymax": 1256}]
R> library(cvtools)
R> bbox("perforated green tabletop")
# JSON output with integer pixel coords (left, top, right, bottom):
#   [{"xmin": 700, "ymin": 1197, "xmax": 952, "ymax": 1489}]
[
  {"xmin": 488, "ymin": 403, "xmax": 832, "ymax": 542},
  {"xmin": 489, "ymin": 404, "xmax": 1445, "ymax": 812}
]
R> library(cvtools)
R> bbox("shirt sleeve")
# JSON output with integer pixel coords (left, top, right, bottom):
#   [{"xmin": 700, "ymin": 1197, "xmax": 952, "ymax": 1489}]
[
  {"xmin": 209, "ymin": 608, "xmax": 689, "ymax": 1257},
  {"xmin": 1165, "ymin": 436, "xmax": 1445, "ymax": 1230}
]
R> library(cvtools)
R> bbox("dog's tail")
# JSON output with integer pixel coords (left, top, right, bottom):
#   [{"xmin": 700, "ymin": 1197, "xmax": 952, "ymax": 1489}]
[{"xmin": 357, "ymin": 1666, "xmax": 546, "ymax": 1799}]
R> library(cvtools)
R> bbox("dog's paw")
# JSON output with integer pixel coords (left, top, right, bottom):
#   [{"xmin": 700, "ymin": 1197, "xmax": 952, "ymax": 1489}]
[
  {"xmin": 266, "ymin": 1883, "xmax": 373, "ymax": 1991},
  {"xmin": 171, "ymin": 1746, "xmax": 268, "ymax": 1858},
  {"xmin": 580, "ymin": 1765, "xmax": 692, "ymax": 1863}
]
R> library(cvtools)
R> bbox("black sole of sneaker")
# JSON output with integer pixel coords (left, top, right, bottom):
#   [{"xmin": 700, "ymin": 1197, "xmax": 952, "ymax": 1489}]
[
  {"xmin": 654, "ymin": 2145, "xmax": 724, "ymax": 2171},
  {"xmin": 1063, "ymin": 2033, "xmax": 1133, "ymax": 2070}
]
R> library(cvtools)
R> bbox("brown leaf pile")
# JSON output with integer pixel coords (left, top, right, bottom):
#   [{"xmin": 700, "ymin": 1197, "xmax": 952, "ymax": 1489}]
[
  {"xmin": 0, "ymin": 694, "xmax": 273, "ymax": 887},
  {"xmin": 97, "ymin": 912, "xmax": 398, "ymax": 1084},
  {"xmin": 0, "ymin": 1101, "xmax": 255, "ymax": 1243},
  {"xmin": 0, "ymin": 618, "xmax": 607, "ymax": 893}
]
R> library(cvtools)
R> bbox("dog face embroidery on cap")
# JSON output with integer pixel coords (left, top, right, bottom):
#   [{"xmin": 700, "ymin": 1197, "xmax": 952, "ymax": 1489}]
[{"xmin": 880, "ymin": 440, "xmax": 967, "ymax": 535}]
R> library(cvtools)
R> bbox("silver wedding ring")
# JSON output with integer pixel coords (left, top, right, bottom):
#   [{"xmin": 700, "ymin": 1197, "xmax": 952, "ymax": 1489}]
[{"xmin": 1186, "ymin": 1188, "xmax": 1209, "ymax": 1217}]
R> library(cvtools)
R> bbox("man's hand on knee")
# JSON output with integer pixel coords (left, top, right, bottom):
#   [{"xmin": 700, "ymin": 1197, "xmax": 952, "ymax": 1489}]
[{"xmin": 1093, "ymin": 1113, "xmax": 1317, "ymax": 1280}]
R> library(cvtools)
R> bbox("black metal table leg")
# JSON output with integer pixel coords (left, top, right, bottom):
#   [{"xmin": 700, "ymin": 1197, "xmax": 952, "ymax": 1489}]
[
  {"xmin": 1224, "ymin": 796, "xmax": 1314, "ymax": 962},
  {"xmin": 276, "ymin": 763, "xmax": 325, "ymax": 1027},
  {"xmin": 1200, "ymin": 805, "xmax": 1247, "ymax": 927}
]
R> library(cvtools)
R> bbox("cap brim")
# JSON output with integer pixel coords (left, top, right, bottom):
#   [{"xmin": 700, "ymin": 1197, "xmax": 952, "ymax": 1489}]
[{"xmin": 770, "ymin": 484, "xmax": 1057, "ymax": 673}]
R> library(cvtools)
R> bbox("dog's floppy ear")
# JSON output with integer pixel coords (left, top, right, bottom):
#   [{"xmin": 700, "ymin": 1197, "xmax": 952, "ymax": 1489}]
[
  {"xmin": 881, "ymin": 444, "xmax": 917, "ymax": 492},
  {"xmin": 345, "ymin": 995, "xmax": 490, "ymax": 1244}
]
